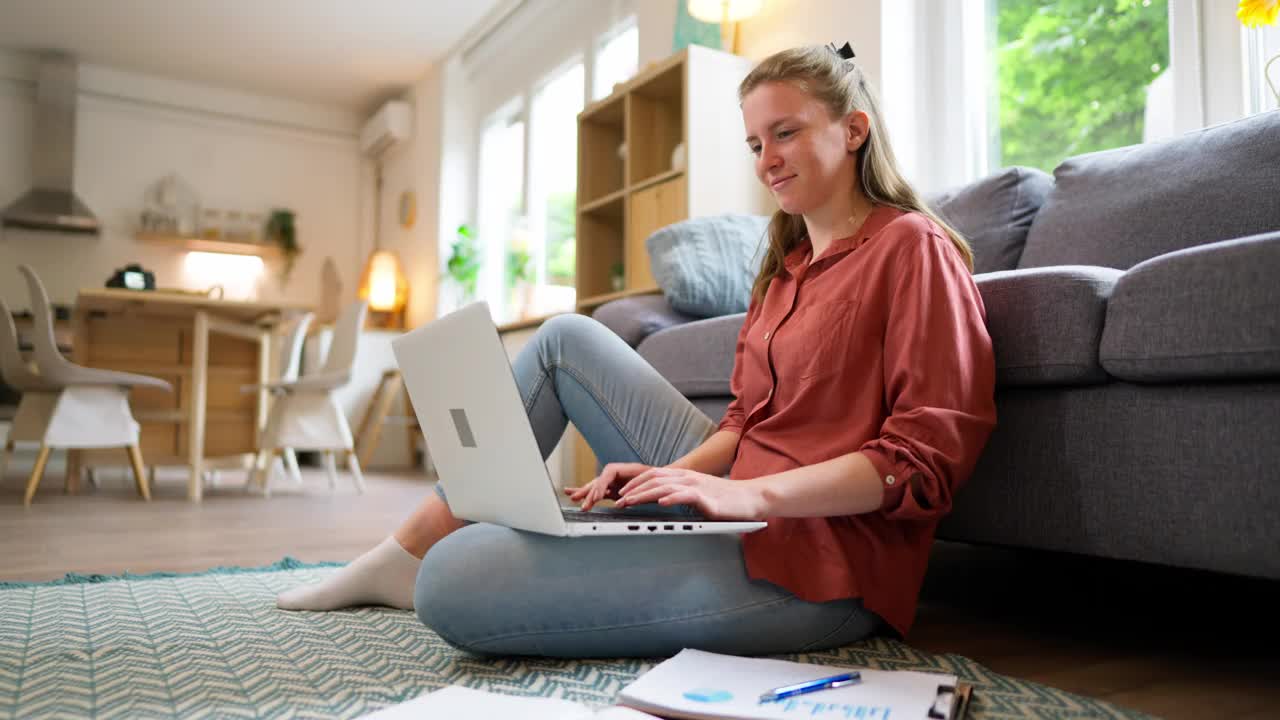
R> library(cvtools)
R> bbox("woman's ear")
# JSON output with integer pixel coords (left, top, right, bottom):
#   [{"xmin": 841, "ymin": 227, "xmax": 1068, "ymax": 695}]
[{"xmin": 846, "ymin": 111, "xmax": 870, "ymax": 152}]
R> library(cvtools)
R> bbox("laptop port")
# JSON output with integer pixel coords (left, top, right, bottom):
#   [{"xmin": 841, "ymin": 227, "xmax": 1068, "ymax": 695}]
[
  {"xmin": 647, "ymin": 525, "xmax": 658, "ymax": 531},
  {"xmin": 664, "ymin": 525, "xmax": 674, "ymax": 530},
  {"xmin": 682, "ymin": 525, "xmax": 693, "ymax": 530},
  {"xmin": 627, "ymin": 525, "xmax": 640, "ymax": 531}
]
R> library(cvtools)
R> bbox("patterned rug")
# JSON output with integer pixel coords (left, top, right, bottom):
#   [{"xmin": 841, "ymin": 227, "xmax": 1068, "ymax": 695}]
[{"xmin": 0, "ymin": 561, "xmax": 1152, "ymax": 719}]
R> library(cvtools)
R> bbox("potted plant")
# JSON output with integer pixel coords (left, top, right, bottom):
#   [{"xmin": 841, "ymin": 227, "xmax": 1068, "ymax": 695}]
[
  {"xmin": 507, "ymin": 242, "xmax": 534, "ymax": 318},
  {"xmin": 265, "ymin": 209, "xmax": 302, "ymax": 284},
  {"xmin": 446, "ymin": 224, "xmax": 481, "ymax": 302},
  {"xmin": 609, "ymin": 261, "xmax": 625, "ymax": 292}
]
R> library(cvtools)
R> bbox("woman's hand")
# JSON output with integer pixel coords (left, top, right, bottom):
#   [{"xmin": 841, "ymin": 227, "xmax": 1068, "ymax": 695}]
[
  {"xmin": 615, "ymin": 467, "xmax": 768, "ymax": 521},
  {"xmin": 564, "ymin": 462, "xmax": 654, "ymax": 511}
]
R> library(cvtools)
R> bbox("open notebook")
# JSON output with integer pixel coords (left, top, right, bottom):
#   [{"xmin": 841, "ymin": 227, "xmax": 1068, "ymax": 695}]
[{"xmin": 616, "ymin": 649, "xmax": 972, "ymax": 720}]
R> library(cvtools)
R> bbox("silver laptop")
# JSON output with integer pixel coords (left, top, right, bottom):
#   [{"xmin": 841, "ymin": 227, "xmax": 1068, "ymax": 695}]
[{"xmin": 390, "ymin": 302, "xmax": 767, "ymax": 537}]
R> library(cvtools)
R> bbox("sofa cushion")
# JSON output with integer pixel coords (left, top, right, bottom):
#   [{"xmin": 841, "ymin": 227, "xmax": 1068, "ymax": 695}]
[
  {"xmin": 1018, "ymin": 110, "xmax": 1280, "ymax": 270},
  {"xmin": 636, "ymin": 313, "xmax": 745, "ymax": 397},
  {"xmin": 977, "ymin": 266, "xmax": 1123, "ymax": 386},
  {"xmin": 928, "ymin": 166, "xmax": 1054, "ymax": 274},
  {"xmin": 938, "ymin": 380, "xmax": 1280, "ymax": 579},
  {"xmin": 645, "ymin": 214, "xmax": 769, "ymax": 318},
  {"xmin": 691, "ymin": 396, "xmax": 732, "ymax": 425},
  {"xmin": 1100, "ymin": 231, "xmax": 1280, "ymax": 382},
  {"xmin": 592, "ymin": 294, "xmax": 697, "ymax": 348}
]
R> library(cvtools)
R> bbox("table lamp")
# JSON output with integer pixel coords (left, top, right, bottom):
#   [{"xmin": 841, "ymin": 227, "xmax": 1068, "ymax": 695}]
[
  {"xmin": 358, "ymin": 249, "xmax": 408, "ymax": 329},
  {"xmin": 358, "ymin": 164, "xmax": 409, "ymax": 329}
]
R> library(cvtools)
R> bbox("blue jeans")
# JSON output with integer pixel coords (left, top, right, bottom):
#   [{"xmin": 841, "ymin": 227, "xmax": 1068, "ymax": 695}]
[{"xmin": 415, "ymin": 313, "xmax": 881, "ymax": 657}]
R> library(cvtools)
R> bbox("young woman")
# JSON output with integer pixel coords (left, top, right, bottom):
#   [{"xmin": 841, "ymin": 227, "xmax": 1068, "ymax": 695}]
[{"xmin": 276, "ymin": 44, "xmax": 996, "ymax": 659}]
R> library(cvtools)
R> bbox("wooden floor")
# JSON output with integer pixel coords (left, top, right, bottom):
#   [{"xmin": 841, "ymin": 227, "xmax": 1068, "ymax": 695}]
[{"xmin": 1, "ymin": 464, "xmax": 1277, "ymax": 719}]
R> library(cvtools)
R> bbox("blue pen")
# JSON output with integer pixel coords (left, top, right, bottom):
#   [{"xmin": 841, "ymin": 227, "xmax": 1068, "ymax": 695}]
[{"xmin": 758, "ymin": 671, "xmax": 862, "ymax": 703}]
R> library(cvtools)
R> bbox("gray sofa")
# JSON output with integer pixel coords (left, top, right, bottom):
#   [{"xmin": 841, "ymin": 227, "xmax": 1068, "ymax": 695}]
[{"xmin": 591, "ymin": 109, "xmax": 1280, "ymax": 580}]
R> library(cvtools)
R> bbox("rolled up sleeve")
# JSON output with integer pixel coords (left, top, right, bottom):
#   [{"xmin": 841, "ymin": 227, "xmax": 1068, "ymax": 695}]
[{"xmin": 859, "ymin": 233, "xmax": 997, "ymax": 522}]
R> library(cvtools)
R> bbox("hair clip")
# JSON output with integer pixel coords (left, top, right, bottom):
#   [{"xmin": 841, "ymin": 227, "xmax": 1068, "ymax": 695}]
[{"xmin": 827, "ymin": 41, "xmax": 856, "ymax": 60}]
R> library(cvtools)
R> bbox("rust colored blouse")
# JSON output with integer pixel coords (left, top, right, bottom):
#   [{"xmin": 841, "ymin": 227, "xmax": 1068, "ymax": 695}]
[{"xmin": 718, "ymin": 206, "xmax": 997, "ymax": 636}]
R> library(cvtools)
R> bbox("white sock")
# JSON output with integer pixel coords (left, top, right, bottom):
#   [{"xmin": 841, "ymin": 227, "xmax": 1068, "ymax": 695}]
[{"xmin": 276, "ymin": 537, "xmax": 420, "ymax": 611}]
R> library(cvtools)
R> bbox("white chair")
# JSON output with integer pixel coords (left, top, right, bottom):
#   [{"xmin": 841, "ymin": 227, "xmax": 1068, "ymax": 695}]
[
  {"xmin": 248, "ymin": 300, "xmax": 367, "ymax": 495},
  {"xmin": 0, "ymin": 297, "xmax": 61, "ymax": 483},
  {"xmin": 9, "ymin": 265, "xmax": 172, "ymax": 505},
  {"xmin": 240, "ymin": 310, "xmax": 313, "ymax": 491}
]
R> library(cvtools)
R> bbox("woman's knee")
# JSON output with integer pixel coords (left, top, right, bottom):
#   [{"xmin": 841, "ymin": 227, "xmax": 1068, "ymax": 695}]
[
  {"xmin": 413, "ymin": 524, "xmax": 521, "ymax": 651},
  {"xmin": 535, "ymin": 313, "xmax": 612, "ymax": 358}
]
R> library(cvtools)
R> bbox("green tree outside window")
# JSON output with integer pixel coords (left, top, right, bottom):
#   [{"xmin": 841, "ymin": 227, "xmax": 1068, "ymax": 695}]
[
  {"xmin": 995, "ymin": 0, "xmax": 1170, "ymax": 173},
  {"xmin": 544, "ymin": 190, "xmax": 576, "ymax": 287}
]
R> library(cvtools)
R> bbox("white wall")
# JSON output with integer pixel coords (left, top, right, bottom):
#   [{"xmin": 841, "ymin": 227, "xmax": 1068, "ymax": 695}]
[
  {"xmin": 369, "ymin": 65, "xmax": 446, "ymax": 329},
  {"xmin": 0, "ymin": 49, "xmax": 365, "ymax": 312}
]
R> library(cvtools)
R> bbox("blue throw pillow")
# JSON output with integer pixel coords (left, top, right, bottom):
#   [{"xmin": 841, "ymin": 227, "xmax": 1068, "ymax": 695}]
[{"xmin": 645, "ymin": 214, "xmax": 770, "ymax": 318}]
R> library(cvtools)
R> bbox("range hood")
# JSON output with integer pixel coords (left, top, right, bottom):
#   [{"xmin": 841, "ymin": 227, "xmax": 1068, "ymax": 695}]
[{"xmin": 1, "ymin": 55, "xmax": 100, "ymax": 235}]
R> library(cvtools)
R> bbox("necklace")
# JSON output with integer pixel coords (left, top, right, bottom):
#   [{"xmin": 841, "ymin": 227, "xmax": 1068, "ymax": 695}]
[{"xmin": 846, "ymin": 201, "xmax": 875, "ymax": 235}]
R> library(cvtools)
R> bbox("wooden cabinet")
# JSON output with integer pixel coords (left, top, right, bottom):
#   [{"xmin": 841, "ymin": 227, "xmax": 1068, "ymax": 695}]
[
  {"xmin": 626, "ymin": 175, "xmax": 687, "ymax": 291},
  {"xmin": 569, "ymin": 46, "xmax": 773, "ymax": 486}
]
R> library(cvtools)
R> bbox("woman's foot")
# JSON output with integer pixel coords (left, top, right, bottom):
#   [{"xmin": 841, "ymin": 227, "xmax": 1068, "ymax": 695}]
[{"xmin": 276, "ymin": 537, "xmax": 421, "ymax": 611}]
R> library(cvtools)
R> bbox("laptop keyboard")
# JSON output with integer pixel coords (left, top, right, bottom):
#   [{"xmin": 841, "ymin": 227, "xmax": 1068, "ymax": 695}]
[{"xmin": 560, "ymin": 508, "xmax": 706, "ymax": 523}]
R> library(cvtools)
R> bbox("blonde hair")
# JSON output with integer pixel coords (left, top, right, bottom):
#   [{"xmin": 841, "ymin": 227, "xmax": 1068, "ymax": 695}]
[{"xmin": 740, "ymin": 46, "xmax": 973, "ymax": 303}]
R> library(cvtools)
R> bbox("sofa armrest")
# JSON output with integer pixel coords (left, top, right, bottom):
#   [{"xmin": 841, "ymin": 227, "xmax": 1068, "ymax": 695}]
[
  {"xmin": 591, "ymin": 294, "xmax": 699, "ymax": 348},
  {"xmin": 1100, "ymin": 231, "xmax": 1280, "ymax": 382},
  {"xmin": 636, "ymin": 313, "xmax": 746, "ymax": 397},
  {"xmin": 976, "ymin": 265, "xmax": 1122, "ymax": 386}
]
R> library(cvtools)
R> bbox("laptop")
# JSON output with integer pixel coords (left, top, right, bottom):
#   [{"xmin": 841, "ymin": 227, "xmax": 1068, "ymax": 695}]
[{"xmin": 390, "ymin": 302, "xmax": 767, "ymax": 537}]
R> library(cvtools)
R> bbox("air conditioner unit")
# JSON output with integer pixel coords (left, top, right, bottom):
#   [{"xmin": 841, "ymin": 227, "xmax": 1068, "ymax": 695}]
[{"xmin": 360, "ymin": 100, "xmax": 412, "ymax": 157}]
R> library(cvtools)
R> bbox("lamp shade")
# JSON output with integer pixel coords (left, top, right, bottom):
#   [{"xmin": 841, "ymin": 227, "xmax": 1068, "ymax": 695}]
[
  {"xmin": 687, "ymin": 0, "xmax": 763, "ymax": 23},
  {"xmin": 358, "ymin": 249, "xmax": 408, "ymax": 313}
]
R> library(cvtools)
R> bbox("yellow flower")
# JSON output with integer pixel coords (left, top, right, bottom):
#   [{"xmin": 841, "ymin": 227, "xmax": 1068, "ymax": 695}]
[{"xmin": 1238, "ymin": 0, "xmax": 1280, "ymax": 27}]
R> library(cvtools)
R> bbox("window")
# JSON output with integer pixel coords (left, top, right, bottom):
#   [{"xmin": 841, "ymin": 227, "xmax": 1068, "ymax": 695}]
[
  {"xmin": 1244, "ymin": 21, "xmax": 1280, "ymax": 114},
  {"xmin": 594, "ymin": 20, "xmax": 639, "ymax": 100},
  {"xmin": 529, "ymin": 61, "xmax": 585, "ymax": 317},
  {"xmin": 468, "ymin": 12, "xmax": 637, "ymax": 323},
  {"xmin": 989, "ymin": 0, "xmax": 1172, "ymax": 173},
  {"xmin": 476, "ymin": 104, "xmax": 525, "ymax": 324}
]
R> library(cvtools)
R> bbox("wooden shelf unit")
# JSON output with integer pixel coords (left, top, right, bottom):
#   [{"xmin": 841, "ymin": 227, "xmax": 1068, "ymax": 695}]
[
  {"xmin": 570, "ymin": 45, "xmax": 774, "ymax": 484},
  {"xmin": 575, "ymin": 45, "xmax": 770, "ymax": 314}
]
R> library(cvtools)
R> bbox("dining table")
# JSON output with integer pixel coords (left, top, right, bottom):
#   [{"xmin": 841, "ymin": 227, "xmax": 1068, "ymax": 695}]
[{"xmin": 70, "ymin": 288, "xmax": 312, "ymax": 501}]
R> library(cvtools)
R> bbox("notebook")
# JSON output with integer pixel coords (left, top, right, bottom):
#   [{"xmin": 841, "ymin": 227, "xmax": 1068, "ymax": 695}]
[{"xmin": 616, "ymin": 649, "xmax": 972, "ymax": 720}]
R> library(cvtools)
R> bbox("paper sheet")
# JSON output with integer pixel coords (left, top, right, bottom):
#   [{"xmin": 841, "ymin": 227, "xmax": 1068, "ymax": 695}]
[
  {"xmin": 358, "ymin": 686, "xmax": 659, "ymax": 720},
  {"xmin": 618, "ymin": 649, "xmax": 958, "ymax": 719}
]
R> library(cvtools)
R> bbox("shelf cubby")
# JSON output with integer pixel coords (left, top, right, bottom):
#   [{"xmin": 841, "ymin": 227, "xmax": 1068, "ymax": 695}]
[
  {"xmin": 575, "ymin": 211, "xmax": 624, "ymax": 302},
  {"xmin": 577, "ymin": 94, "xmax": 626, "ymax": 205},
  {"xmin": 626, "ymin": 62, "xmax": 684, "ymax": 185}
]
